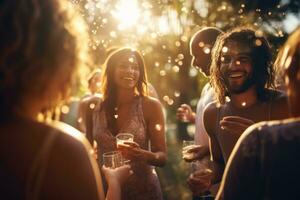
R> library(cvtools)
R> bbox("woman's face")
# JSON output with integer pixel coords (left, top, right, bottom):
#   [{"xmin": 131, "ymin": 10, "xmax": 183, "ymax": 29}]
[{"xmin": 114, "ymin": 55, "xmax": 140, "ymax": 90}]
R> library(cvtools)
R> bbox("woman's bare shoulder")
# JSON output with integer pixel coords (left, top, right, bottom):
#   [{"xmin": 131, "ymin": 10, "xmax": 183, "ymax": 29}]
[
  {"xmin": 141, "ymin": 96, "xmax": 162, "ymax": 111},
  {"xmin": 42, "ymin": 121, "xmax": 103, "ymax": 199},
  {"xmin": 141, "ymin": 96, "xmax": 163, "ymax": 119}
]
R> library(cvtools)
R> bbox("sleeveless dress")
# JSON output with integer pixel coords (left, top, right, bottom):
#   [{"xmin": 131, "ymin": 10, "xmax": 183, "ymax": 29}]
[{"xmin": 92, "ymin": 97, "xmax": 163, "ymax": 200}]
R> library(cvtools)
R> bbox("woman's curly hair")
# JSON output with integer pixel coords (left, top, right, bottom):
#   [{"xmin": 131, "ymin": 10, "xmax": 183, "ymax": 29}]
[
  {"xmin": 210, "ymin": 27, "xmax": 275, "ymax": 104},
  {"xmin": 0, "ymin": 0, "xmax": 89, "ymax": 118}
]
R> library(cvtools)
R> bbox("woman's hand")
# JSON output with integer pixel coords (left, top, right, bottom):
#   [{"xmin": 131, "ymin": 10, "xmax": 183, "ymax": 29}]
[
  {"xmin": 102, "ymin": 164, "xmax": 132, "ymax": 186},
  {"xmin": 176, "ymin": 104, "xmax": 195, "ymax": 123},
  {"xmin": 117, "ymin": 141, "xmax": 146, "ymax": 161}
]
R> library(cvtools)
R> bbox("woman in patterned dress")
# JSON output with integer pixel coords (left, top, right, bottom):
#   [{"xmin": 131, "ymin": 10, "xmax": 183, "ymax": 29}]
[{"xmin": 92, "ymin": 47, "xmax": 166, "ymax": 200}]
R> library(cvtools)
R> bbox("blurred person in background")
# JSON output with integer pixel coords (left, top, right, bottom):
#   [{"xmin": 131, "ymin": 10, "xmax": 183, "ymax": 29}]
[
  {"xmin": 176, "ymin": 27, "xmax": 223, "ymax": 198},
  {"xmin": 78, "ymin": 69, "xmax": 102, "ymax": 133}
]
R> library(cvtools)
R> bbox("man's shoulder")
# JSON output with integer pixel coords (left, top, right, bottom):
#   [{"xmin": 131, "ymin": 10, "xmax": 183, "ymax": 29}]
[
  {"xmin": 265, "ymin": 89, "xmax": 287, "ymax": 101},
  {"xmin": 204, "ymin": 100, "xmax": 219, "ymax": 114},
  {"xmin": 203, "ymin": 101, "xmax": 220, "ymax": 134}
]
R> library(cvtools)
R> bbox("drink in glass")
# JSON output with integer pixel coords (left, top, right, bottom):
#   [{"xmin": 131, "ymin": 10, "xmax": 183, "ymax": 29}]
[
  {"xmin": 116, "ymin": 133, "xmax": 134, "ymax": 148},
  {"xmin": 102, "ymin": 151, "xmax": 123, "ymax": 169}
]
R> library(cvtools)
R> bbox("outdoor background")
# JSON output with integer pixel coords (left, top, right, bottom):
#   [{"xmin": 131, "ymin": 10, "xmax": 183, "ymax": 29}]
[{"xmin": 68, "ymin": 0, "xmax": 300, "ymax": 199}]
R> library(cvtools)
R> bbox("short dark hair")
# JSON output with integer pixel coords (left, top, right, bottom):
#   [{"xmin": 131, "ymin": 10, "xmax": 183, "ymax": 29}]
[
  {"xmin": 210, "ymin": 27, "xmax": 274, "ymax": 104},
  {"xmin": 190, "ymin": 27, "xmax": 223, "ymax": 71}
]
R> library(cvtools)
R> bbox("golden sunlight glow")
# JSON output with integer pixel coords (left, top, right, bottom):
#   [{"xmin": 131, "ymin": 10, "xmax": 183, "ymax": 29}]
[{"xmin": 112, "ymin": 0, "xmax": 140, "ymax": 30}]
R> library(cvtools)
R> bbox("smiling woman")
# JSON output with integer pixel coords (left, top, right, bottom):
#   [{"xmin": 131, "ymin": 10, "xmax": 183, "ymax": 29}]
[{"xmin": 84, "ymin": 47, "xmax": 166, "ymax": 200}]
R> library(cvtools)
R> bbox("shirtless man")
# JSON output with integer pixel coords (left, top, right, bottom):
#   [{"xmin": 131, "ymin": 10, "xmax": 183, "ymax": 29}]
[
  {"xmin": 196, "ymin": 27, "xmax": 289, "ymax": 194},
  {"xmin": 216, "ymin": 26, "xmax": 300, "ymax": 200}
]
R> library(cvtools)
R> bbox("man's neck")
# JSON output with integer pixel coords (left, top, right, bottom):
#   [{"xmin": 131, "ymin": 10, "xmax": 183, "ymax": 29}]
[{"xmin": 230, "ymin": 86, "xmax": 257, "ymax": 108}]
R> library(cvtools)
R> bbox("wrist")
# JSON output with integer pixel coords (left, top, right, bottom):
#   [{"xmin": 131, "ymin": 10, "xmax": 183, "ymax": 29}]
[
  {"xmin": 142, "ymin": 150, "xmax": 153, "ymax": 163},
  {"xmin": 107, "ymin": 177, "xmax": 121, "ymax": 188},
  {"xmin": 189, "ymin": 112, "xmax": 196, "ymax": 123}
]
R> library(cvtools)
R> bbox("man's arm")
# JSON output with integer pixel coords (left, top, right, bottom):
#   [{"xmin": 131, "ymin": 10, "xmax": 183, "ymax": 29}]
[{"xmin": 203, "ymin": 102, "xmax": 225, "ymax": 184}]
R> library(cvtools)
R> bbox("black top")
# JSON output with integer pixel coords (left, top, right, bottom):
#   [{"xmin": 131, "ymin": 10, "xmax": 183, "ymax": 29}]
[{"xmin": 217, "ymin": 118, "xmax": 300, "ymax": 200}]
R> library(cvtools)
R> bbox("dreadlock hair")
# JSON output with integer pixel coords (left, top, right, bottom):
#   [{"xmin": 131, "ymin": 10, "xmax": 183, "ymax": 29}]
[{"xmin": 210, "ymin": 27, "xmax": 274, "ymax": 104}]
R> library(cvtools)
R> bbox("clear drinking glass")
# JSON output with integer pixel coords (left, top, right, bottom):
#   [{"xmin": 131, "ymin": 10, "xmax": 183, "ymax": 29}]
[
  {"xmin": 116, "ymin": 133, "xmax": 134, "ymax": 147},
  {"xmin": 102, "ymin": 151, "xmax": 123, "ymax": 169},
  {"xmin": 116, "ymin": 133, "xmax": 134, "ymax": 163},
  {"xmin": 190, "ymin": 159, "xmax": 213, "ymax": 181}
]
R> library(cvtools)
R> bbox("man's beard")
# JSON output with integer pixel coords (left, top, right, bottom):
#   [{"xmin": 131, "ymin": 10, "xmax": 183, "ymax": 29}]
[{"xmin": 224, "ymin": 74, "xmax": 255, "ymax": 95}]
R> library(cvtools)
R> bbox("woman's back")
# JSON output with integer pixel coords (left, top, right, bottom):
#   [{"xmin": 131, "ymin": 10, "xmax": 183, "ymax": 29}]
[{"xmin": 0, "ymin": 115, "xmax": 104, "ymax": 200}]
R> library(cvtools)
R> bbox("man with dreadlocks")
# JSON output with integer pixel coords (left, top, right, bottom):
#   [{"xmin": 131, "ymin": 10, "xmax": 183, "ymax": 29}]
[
  {"xmin": 194, "ymin": 27, "xmax": 289, "ymax": 193},
  {"xmin": 215, "ymin": 26, "xmax": 300, "ymax": 200}
]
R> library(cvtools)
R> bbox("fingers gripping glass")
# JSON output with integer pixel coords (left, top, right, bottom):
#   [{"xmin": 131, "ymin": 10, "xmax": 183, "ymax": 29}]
[
  {"xmin": 116, "ymin": 133, "xmax": 134, "ymax": 163},
  {"xmin": 103, "ymin": 151, "xmax": 124, "ymax": 169}
]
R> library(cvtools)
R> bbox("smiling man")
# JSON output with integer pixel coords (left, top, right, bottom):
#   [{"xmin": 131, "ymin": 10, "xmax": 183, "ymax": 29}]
[{"xmin": 194, "ymin": 27, "xmax": 289, "ymax": 193}]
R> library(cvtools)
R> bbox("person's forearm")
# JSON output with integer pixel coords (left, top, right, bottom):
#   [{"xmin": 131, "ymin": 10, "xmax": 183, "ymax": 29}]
[
  {"xmin": 142, "ymin": 150, "xmax": 166, "ymax": 167},
  {"xmin": 211, "ymin": 161, "xmax": 224, "ymax": 184},
  {"xmin": 106, "ymin": 180, "xmax": 121, "ymax": 200},
  {"xmin": 196, "ymin": 145, "xmax": 210, "ymax": 160}
]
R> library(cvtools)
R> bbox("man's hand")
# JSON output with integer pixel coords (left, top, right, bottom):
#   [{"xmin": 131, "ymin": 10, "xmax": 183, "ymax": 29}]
[
  {"xmin": 182, "ymin": 145, "xmax": 209, "ymax": 162},
  {"xmin": 176, "ymin": 104, "xmax": 195, "ymax": 123},
  {"xmin": 187, "ymin": 168, "xmax": 213, "ymax": 196},
  {"xmin": 220, "ymin": 116, "xmax": 254, "ymax": 136}
]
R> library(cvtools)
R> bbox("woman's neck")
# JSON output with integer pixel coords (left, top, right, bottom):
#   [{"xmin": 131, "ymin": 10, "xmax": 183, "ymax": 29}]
[
  {"xmin": 116, "ymin": 89, "xmax": 136, "ymax": 106},
  {"xmin": 14, "ymin": 100, "xmax": 41, "ymax": 121}
]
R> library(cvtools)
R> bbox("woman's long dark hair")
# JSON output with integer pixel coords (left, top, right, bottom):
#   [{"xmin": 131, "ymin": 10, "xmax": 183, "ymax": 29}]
[{"xmin": 101, "ymin": 47, "xmax": 148, "ymax": 134}]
